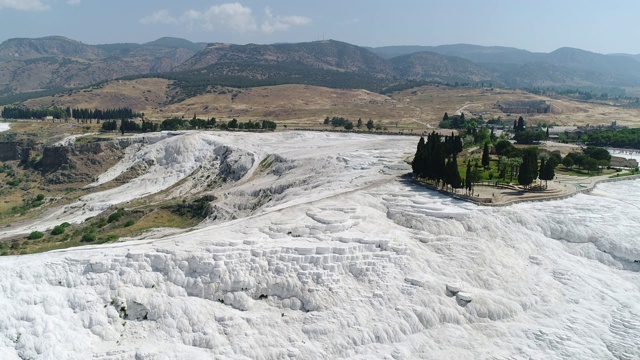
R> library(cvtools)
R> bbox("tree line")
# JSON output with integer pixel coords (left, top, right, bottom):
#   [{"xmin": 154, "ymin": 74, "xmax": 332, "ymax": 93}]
[
  {"xmin": 323, "ymin": 116, "xmax": 382, "ymax": 131},
  {"xmin": 1, "ymin": 106, "xmax": 71, "ymax": 120},
  {"xmin": 586, "ymin": 128, "xmax": 640, "ymax": 150},
  {"xmin": 102, "ymin": 116, "xmax": 277, "ymax": 134},
  {"xmin": 72, "ymin": 107, "xmax": 142, "ymax": 121},
  {"xmin": 1, "ymin": 106, "xmax": 142, "ymax": 122},
  {"xmin": 101, "ymin": 119, "xmax": 159, "ymax": 133}
]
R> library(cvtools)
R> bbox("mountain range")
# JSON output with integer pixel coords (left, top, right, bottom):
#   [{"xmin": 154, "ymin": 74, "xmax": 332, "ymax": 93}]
[{"xmin": 2, "ymin": 36, "xmax": 640, "ymax": 104}]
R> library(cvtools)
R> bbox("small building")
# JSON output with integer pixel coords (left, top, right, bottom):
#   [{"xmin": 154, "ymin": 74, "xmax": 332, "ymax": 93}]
[{"xmin": 42, "ymin": 115, "xmax": 54, "ymax": 121}]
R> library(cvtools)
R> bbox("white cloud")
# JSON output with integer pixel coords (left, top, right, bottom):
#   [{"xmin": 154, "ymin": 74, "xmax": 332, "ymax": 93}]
[
  {"xmin": 139, "ymin": 3, "xmax": 310, "ymax": 34},
  {"xmin": 67, "ymin": 0, "xmax": 81, "ymax": 5},
  {"xmin": 139, "ymin": 9, "xmax": 178, "ymax": 25},
  {"xmin": 180, "ymin": 3, "xmax": 257, "ymax": 33},
  {"xmin": 261, "ymin": 7, "xmax": 311, "ymax": 34},
  {"xmin": 0, "ymin": 0, "xmax": 49, "ymax": 11}
]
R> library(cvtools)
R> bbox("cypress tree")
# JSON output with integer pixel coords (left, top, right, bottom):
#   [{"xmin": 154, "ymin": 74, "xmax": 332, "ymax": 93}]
[
  {"xmin": 540, "ymin": 158, "xmax": 555, "ymax": 188},
  {"xmin": 516, "ymin": 116, "xmax": 526, "ymax": 132},
  {"xmin": 482, "ymin": 142, "xmax": 490, "ymax": 168},
  {"xmin": 538, "ymin": 158, "xmax": 546, "ymax": 186},
  {"xmin": 412, "ymin": 137, "xmax": 426, "ymax": 177},
  {"xmin": 449, "ymin": 153, "xmax": 463, "ymax": 191},
  {"xmin": 465, "ymin": 160, "xmax": 472, "ymax": 195},
  {"xmin": 518, "ymin": 147, "xmax": 538, "ymax": 188}
]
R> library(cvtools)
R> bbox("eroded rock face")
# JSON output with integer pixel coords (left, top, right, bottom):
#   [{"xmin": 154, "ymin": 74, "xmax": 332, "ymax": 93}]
[
  {"xmin": 0, "ymin": 140, "xmax": 38, "ymax": 162},
  {"xmin": 0, "ymin": 142, "xmax": 21, "ymax": 161},
  {"xmin": 38, "ymin": 146, "xmax": 73, "ymax": 171},
  {"xmin": 37, "ymin": 141, "xmax": 125, "ymax": 184}
]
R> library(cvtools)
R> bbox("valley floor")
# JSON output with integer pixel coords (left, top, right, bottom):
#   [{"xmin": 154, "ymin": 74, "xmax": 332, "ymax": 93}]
[{"xmin": 0, "ymin": 131, "xmax": 639, "ymax": 359}]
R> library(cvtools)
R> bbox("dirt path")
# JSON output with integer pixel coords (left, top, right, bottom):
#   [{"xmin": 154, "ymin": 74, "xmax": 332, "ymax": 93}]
[{"xmin": 454, "ymin": 103, "xmax": 473, "ymax": 116}]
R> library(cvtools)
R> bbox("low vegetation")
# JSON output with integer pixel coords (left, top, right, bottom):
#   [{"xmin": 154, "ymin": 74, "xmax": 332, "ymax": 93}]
[{"xmin": 0, "ymin": 205, "xmax": 205, "ymax": 256}]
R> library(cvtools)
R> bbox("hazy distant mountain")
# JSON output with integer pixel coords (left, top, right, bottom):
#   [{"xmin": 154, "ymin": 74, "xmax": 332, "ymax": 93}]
[
  {"xmin": 176, "ymin": 40, "xmax": 394, "ymax": 76},
  {"xmin": 371, "ymin": 44, "xmax": 543, "ymax": 64},
  {"xmin": 545, "ymin": 47, "xmax": 640, "ymax": 78},
  {"xmin": 390, "ymin": 51, "xmax": 494, "ymax": 83},
  {"xmin": 372, "ymin": 43, "xmax": 640, "ymax": 90},
  {"xmin": 161, "ymin": 40, "xmax": 494, "ymax": 99},
  {"xmin": 0, "ymin": 36, "xmax": 103, "ymax": 61},
  {"xmin": 4, "ymin": 36, "xmax": 640, "ymax": 104},
  {"xmin": 0, "ymin": 36, "xmax": 206, "ymax": 98}
]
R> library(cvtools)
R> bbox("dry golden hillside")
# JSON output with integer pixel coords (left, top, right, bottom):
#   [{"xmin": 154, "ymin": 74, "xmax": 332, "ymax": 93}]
[
  {"xmin": 24, "ymin": 78, "xmax": 170, "ymax": 113},
  {"xmin": 21, "ymin": 79, "xmax": 640, "ymax": 130}
]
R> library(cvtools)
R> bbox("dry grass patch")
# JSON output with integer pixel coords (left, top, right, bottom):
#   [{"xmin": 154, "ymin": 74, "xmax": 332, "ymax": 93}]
[
  {"xmin": 107, "ymin": 208, "xmax": 200, "ymax": 238},
  {"xmin": 23, "ymin": 78, "xmax": 171, "ymax": 113},
  {"xmin": 17, "ymin": 81, "xmax": 640, "ymax": 132}
]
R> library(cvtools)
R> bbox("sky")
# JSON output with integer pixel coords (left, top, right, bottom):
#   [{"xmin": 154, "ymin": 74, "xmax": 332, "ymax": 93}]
[{"xmin": 1, "ymin": 0, "xmax": 639, "ymax": 54}]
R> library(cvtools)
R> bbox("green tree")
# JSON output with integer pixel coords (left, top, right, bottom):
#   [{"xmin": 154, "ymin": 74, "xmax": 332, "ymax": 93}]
[
  {"xmin": 469, "ymin": 167, "xmax": 481, "ymax": 191},
  {"xmin": 446, "ymin": 154, "xmax": 463, "ymax": 192},
  {"xmin": 540, "ymin": 159, "xmax": 555, "ymax": 188},
  {"xmin": 558, "ymin": 133, "xmax": 568, "ymax": 143},
  {"xmin": 583, "ymin": 146, "xmax": 611, "ymax": 163},
  {"xmin": 465, "ymin": 160, "xmax": 472, "ymax": 195},
  {"xmin": 481, "ymin": 142, "xmax": 490, "ymax": 168},
  {"xmin": 498, "ymin": 156, "xmax": 508, "ymax": 179},
  {"xmin": 538, "ymin": 158, "xmax": 546, "ymax": 186},
  {"xmin": 585, "ymin": 158, "xmax": 598, "ymax": 174},
  {"xmin": 495, "ymin": 140, "xmax": 515, "ymax": 157},
  {"xmin": 518, "ymin": 147, "xmax": 538, "ymax": 188},
  {"xmin": 366, "ymin": 119, "xmax": 374, "ymax": 131},
  {"xmin": 412, "ymin": 137, "xmax": 426, "ymax": 176},
  {"xmin": 443, "ymin": 112, "xmax": 449, "ymax": 121},
  {"xmin": 344, "ymin": 121, "xmax": 354, "ymax": 130},
  {"xmin": 357, "ymin": 118, "xmax": 363, "ymax": 128},
  {"xmin": 562, "ymin": 156, "xmax": 574, "ymax": 169},
  {"xmin": 516, "ymin": 116, "xmax": 526, "ymax": 132}
]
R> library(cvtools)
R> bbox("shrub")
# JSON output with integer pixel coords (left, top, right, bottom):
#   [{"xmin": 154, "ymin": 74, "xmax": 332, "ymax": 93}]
[
  {"xmin": 108, "ymin": 209, "xmax": 126, "ymax": 223},
  {"xmin": 81, "ymin": 233, "xmax": 96, "ymax": 242},
  {"xmin": 6, "ymin": 179, "xmax": 21, "ymax": 186},
  {"xmin": 35, "ymin": 194, "xmax": 45, "ymax": 201},
  {"xmin": 31, "ymin": 200, "xmax": 42, "ymax": 207},
  {"xmin": 51, "ymin": 226, "xmax": 65, "ymax": 236},
  {"xmin": 27, "ymin": 231, "xmax": 44, "ymax": 240},
  {"xmin": 124, "ymin": 220, "xmax": 135, "ymax": 227},
  {"xmin": 99, "ymin": 235, "xmax": 119, "ymax": 243},
  {"xmin": 60, "ymin": 222, "xmax": 71, "ymax": 229}
]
